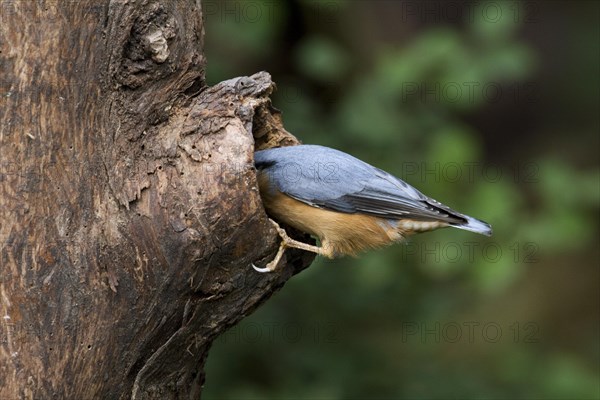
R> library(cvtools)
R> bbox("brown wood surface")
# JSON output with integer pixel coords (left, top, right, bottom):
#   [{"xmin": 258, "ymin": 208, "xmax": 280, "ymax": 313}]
[{"xmin": 0, "ymin": 1, "xmax": 312, "ymax": 398}]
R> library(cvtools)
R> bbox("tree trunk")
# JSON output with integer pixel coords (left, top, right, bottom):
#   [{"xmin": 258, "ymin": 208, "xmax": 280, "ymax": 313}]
[{"xmin": 0, "ymin": 1, "xmax": 312, "ymax": 398}]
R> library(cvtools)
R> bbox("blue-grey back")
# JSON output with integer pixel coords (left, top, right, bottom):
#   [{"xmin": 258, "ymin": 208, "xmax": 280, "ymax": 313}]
[{"xmin": 254, "ymin": 145, "xmax": 468, "ymax": 224}]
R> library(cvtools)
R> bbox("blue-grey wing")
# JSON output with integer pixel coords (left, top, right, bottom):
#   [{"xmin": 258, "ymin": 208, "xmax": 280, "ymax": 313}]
[{"xmin": 254, "ymin": 145, "xmax": 467, "ymax": 224}]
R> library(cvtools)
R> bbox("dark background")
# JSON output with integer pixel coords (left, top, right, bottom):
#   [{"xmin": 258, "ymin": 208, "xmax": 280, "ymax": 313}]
[{"xmin": 202, "ymin": 1, "xmax": 599, "ymax": 398}]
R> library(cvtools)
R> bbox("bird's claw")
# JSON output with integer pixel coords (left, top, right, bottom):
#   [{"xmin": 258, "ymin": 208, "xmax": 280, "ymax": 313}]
[
  {"xmin": 252, "ymin": 219, "xmax": 288, "ymax": 273},
  {"xmin": 251, "ymin": 261, "xmax": 277, "ymax": 273}
]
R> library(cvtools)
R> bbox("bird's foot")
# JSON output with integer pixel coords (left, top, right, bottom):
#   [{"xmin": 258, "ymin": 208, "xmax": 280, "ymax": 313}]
[
  {"xmin": 252, "ymin": 240, "xmax": 286, "ymax": 273},
  {"xmin": 252, "ymin": 219, "xmax": 328, "ymax": 273}
]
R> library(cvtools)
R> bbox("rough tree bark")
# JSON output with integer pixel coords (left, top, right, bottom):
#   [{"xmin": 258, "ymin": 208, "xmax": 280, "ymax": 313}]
[{"xmin": 0, "ymin": 1, "xmax": 313, "ymax": 398}]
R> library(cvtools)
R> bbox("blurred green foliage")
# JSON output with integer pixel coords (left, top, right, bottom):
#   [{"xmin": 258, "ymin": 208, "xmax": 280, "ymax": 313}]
[{"xmin": 202, "ymin": 1, "xmax": 599, "ymax": 398}]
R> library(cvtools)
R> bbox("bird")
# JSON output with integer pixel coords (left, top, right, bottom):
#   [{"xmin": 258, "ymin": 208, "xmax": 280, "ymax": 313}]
[{"xmin": 252, "ymin": 144, "xmax": 492, "ymax": 272}]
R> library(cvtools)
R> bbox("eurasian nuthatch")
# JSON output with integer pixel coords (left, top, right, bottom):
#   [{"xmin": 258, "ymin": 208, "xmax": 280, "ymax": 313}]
[{"xmin": 253, "ymin": 145, "xmax": 492, "ymax": 272}]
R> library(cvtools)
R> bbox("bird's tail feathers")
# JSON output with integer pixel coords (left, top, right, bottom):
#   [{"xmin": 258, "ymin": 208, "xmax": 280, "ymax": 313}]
[{"xmin": 451, "ymin": 216, "xmax": 492, "ymax": 237}]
